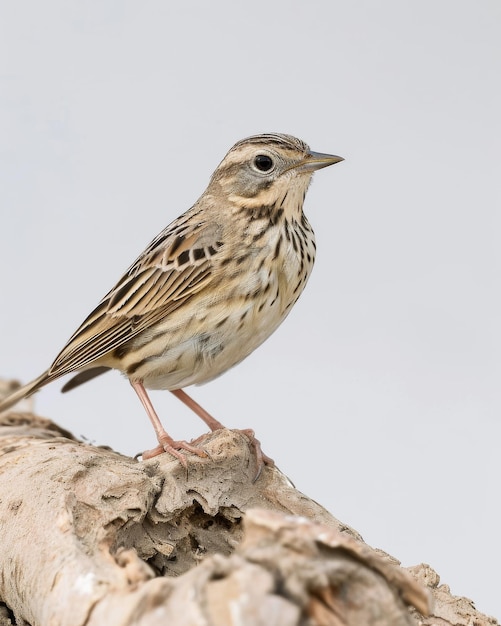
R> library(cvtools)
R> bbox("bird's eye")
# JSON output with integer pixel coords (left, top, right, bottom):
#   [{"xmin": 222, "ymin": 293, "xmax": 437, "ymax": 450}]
[{"xmin": 253, "ymin": 154, "xmax": 274, "ymax": 172}]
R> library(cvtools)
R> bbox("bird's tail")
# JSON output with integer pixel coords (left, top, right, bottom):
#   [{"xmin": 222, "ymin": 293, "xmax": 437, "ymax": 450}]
[{"xmin": 0, "ymin": 371, "xmax": 52, "ymax": 414}]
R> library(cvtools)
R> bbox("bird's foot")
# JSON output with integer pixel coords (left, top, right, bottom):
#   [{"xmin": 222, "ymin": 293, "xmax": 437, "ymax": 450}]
[
  {"xmin": 190, "ymin": 427, "xmax": 274, "ymax": 480},
  {"xmin": 139, "ymin": 428, "xmax": 273, "ymax": 481},
  {"xmin": 239, "ymin": 428, "xmax": 275, "ymax": 480},
  {"xmin": 140, "ymin": 434, "xmax": 208, "ymax": 467}
]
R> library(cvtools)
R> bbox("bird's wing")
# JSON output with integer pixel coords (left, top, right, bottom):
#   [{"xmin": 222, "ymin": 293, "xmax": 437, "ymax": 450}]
[{"xmin": 49, "ymin": 218, "xmax": 224, "ymax": 375}]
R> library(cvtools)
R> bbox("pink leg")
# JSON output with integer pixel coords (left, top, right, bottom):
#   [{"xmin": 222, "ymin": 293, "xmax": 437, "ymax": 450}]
[
  {"xmin": 170, "ymin": 388, "xmax": 225, "ymax": 431},
  {"xmin": 171, "ymin": 387, "xmax": 275, "ymax": 479},
  {"xmin": 130, "ymin": 380, "xmax": 207, "ymax": 465}
]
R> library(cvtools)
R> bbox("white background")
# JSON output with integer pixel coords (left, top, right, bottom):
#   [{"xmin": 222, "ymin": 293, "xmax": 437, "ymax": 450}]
[{"xmin": 1, "ymin": 1, "xmax": 500, "ymax": 618}]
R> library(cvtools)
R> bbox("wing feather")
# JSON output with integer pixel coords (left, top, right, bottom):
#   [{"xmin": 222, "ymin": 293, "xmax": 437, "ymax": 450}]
[{"xmin": 49, "ymin": 218, "xmax": 223, "ymax": 376}]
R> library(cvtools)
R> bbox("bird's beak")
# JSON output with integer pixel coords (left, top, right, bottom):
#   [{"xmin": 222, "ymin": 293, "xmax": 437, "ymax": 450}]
[{"xmin": 295, "ymin": 151, "xmax": 344, "ymax": 173}]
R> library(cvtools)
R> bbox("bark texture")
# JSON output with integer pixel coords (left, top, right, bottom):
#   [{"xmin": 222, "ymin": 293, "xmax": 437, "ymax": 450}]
[{"xmin": 0, "ymin": 383, "xmax": 497, "ymax": 626}]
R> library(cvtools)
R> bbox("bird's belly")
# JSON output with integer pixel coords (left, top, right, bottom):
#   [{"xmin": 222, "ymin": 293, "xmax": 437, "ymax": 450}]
[
  {"xmin": 117, "ymin": 226, "xmax": 314, "ymax": 391},
  {"xmin": 122, "ymin": 288, "xmax": 291, "ymax": 391}
]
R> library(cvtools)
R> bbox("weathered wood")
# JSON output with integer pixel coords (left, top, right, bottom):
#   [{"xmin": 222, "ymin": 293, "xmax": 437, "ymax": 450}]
[{"xmin": 0, "ymin": 396, "xmax": 496, "ymax": 625}]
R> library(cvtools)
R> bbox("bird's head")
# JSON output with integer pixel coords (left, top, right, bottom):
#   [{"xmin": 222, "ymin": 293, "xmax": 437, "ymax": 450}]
[{"xmin": 208, "ymin": 133, "xmax": 343, "ymax": 216}]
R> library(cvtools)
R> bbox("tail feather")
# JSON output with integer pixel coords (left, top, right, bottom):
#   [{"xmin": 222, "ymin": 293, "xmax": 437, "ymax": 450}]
[
  {"xmin": 0, "ymin": 371, "xmax": 52, "ymax": 414},
  {"xmin": 61, "ymin": 366, "xmax": 110, "ymax": 393}
]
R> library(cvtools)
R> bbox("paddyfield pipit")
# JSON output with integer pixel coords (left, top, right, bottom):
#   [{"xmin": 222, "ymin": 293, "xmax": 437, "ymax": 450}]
[{"xmin": 0, "ymin": 133, "xmax": 343, "ymax": 464}]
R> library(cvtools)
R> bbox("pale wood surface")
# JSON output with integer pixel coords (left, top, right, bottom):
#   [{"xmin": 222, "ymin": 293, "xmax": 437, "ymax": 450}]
[{"xmin": 0, "ymin": 390, "xmax": 497, "ymax": 625}]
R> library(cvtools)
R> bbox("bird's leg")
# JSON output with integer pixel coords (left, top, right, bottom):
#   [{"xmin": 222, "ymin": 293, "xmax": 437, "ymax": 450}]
[
  {"xmin": 130, "ymin": 380, "xmax": 207, "ymax": 464},
  {"xmin": 171, "ymin": 388, "xmax": 275, "ymax": 477},
  {"xmin": 169, "ymin": 388, "xmax": 225, "ymax": 431}
]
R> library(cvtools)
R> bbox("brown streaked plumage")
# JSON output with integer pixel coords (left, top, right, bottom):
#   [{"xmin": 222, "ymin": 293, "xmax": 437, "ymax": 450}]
[{"xmin": 0, "ymin": 133, "xmax": 343, "ymax": 466}]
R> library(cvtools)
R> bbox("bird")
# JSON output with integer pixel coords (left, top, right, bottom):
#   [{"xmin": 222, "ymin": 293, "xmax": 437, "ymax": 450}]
[{"xmin": 0, "ymin": 133, "xmax": 343, "ymax": 466}]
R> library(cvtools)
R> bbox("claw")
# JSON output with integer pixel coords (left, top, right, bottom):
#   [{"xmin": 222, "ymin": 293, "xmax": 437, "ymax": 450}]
[
  {"xmin": 140, "ymin": 436, "xmax": 208, "ymax": 466},
  {"xmin": 239, "ymin": 428, "xmax": 275, "ymax": 481}
]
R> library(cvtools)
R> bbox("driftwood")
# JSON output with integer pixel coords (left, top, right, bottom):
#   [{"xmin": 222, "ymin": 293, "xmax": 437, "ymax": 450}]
[{"xmin": 0, "ymin": 380, "xmax": 497, "ymax": 626}]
